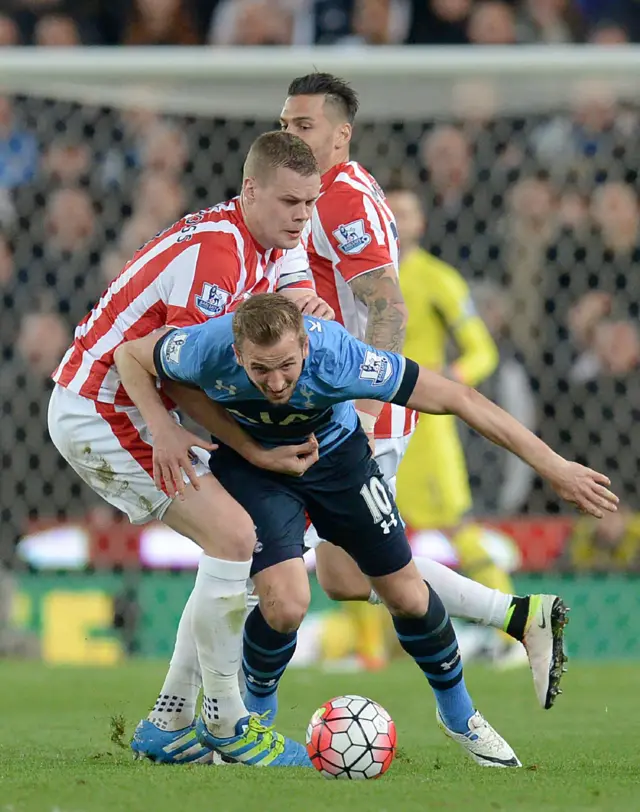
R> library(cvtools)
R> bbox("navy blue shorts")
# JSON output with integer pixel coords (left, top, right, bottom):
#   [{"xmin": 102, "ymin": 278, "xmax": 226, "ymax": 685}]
[{"xmin": 208, "ymin": 429, "xmax": 412, "ymax": 579}]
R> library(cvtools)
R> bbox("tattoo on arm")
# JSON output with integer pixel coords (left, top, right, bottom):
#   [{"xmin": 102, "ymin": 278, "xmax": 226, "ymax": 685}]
[{"xmin": 349, "ymin": 265, "xmax": 408, "ymax": 352}]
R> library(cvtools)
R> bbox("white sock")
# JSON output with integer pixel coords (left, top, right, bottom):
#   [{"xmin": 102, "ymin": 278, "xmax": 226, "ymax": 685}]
[
  {"xmin": 148, "ymin": 590, "xmax": 201, "ymax": 731},
  {"xmin": 191, "ymin": 555, "xmax": 252, "ymax": 738},
  {"xmin": 413, "ymin": 556, "xmax": 512, "ymax": 628},
  {"xmin": 237, "ymin": 587, "xmax": 260, "ymax": 700},
  {"xmin": 369, "ymin": 556, "xmax": 512, "ymax": 629}
]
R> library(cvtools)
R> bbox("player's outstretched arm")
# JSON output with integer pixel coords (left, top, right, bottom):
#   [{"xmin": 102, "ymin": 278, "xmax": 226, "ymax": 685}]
[{"xmin": 403, "ymin": 364, "xmax": 619, "ymax": 519}]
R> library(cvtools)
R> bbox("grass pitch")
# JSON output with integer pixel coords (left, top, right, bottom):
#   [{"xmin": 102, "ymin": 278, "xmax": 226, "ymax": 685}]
[{"xmin": 0, "ymin": 659, "xmax": 636, "ymax": 812}]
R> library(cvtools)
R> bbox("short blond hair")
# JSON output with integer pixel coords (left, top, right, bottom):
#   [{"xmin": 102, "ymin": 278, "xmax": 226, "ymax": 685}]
[
  {"xmin": 243, "ymin": 131, "xmax": 319, "ymax": 183},
  {"xmin": 233, "ymin": 293, "xmax": 305, "ymax": 349}
]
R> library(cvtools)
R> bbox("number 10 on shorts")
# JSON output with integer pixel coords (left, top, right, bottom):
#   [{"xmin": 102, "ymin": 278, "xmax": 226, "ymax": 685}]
[{"xmin": 360, "ymin": 477, "xmax": 398, "ymax": 534}]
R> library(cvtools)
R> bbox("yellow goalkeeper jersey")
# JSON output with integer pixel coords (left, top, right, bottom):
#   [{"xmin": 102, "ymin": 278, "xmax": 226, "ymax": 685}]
[
  {"xmin": 396, "ymin": 247, "xmax": 499, "ymax": 528},
  {"xmin": 400, "ymin": 247, "xmax": 498, "ymax": 385}
]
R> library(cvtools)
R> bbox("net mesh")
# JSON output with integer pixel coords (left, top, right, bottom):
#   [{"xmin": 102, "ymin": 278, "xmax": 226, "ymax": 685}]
[{"xmin": 1, "ymin": 55, "xmax": 638, "ymax": 655}]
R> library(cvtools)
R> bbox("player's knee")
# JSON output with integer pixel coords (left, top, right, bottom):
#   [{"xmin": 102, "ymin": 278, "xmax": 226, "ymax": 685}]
[
  {"xmin": 381, "ymin": 578, "xmax": 429, "ymax": 618},
  {"xmin": 261, "ymin": 594, "xmax": 309, "ymax": 633},
  {"xmin": 316, "ymin": 544, "xmax": 371, "ymax": 602},
  {"xmin": 197, "ymin": 514, "xmax": 256, "ymax": 561},
  {"xmin": 322, "ymin": 582, "xmax": 357, "ymax": 602},
  {"xmin": 317, "ymin": 563, "xmax": 356, "ymax": 601},
  {"xmin": 320, "ymin": 575, "xmax": 366, "ymax": 602}
]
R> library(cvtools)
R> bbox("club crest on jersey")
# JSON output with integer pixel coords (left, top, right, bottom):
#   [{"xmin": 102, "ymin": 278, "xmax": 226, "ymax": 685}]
[
  {"xmin": 333, "ymin": 219, "xmax": 371, "ymax": 255},
  {"xmin": 359, "ymin": 350, "xmax": 392, "ymax": 386},
  {"xmin": 195, "ymin": 283, "xmax": 231, "ymax": 317}
]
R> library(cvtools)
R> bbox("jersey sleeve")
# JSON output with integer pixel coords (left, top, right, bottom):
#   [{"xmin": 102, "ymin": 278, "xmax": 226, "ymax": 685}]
[
  {"xmin": 275, "ymin": 242, "xmax": 314, "ymax": 291},
  {"xmin": 315, "ymin": 188, "xmax": 396, "ymax": 283},
  {"xmin": 316, "ymin": 322, "xmax": 418, "ymax": 404},
  {"xmin": 432, "ymin": 261, "xmax": 477, "ymax": 330},
  {"xmin": 153, "ymin": 320, "xmax": 226, "ymax": 388},
  {"xmin": 434, "ymin": 263, "xmax": 498, "ymax": 386},
  {"xmin": 153, "ymin": 327, "xmax": 205, "ymax": 386},
  {"xmin": 161, "ymin": 232, "xmax": 243, "ymax": 328}
]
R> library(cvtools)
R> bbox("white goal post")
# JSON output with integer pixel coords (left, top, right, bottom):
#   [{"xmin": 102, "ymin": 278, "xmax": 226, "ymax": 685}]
[{"xmin": 1, "ymin": 46, "xmax": 640, "ymax": 119}]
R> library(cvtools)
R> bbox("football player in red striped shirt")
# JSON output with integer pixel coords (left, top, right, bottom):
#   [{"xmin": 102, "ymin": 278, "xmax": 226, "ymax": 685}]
[{"xmin": 49, "ymin": 132, "xmax": 330, "ymax": 766}]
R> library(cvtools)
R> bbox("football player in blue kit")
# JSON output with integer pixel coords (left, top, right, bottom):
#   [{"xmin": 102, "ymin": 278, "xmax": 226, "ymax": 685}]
[{"xmin": 114, "ymin": 293, "xmax": 617, "ymax": 768}]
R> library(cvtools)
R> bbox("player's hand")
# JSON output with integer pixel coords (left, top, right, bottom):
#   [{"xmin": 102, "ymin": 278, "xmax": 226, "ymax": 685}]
[
  {"xmin": 301, "ymin": 296, "xmax": 335, "ymax": 320},
  {"xmin": 252, "ymin": 436, "xmax": 320, "ymax": 477},
  {"xmin": 547, "ymin": 459, "xmax": 619, "ymax": 519},
  {"xmin": 294, "ymin": 291, "xmax": 335, "ymax": 320},
  {"xmin": 152, "ymin": 423, "xmax": 217, "ymax": 499}
]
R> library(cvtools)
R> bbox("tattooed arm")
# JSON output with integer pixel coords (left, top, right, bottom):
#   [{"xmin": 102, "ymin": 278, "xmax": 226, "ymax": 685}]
[
  {"xmin": 349, "ymin": 264, "xmax": 409, "ymax": 434},
  {"xmin": 349, "ymin": 264, "xmax": 408, "ymax": 353}
]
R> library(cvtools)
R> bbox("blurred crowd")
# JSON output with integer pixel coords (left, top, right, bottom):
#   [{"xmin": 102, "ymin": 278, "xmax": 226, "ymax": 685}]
[
  {"xmin": 0, "ymin": 0, "xmax": 639, "ymax": 47},
  {"xmin": 1, "ymin": 39, "xmax": 640, "ymax": 573}
]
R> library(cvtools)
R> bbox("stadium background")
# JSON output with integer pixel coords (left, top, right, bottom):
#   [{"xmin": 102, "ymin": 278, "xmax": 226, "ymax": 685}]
[{"xmin": 1, "ymin": 0, "xmax": 640, "ymax": 668}]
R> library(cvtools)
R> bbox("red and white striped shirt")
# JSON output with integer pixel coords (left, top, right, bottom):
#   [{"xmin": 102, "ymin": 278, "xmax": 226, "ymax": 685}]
[
  {"xmin": 53, "ymin": 199, "xmax": 311, "ymax": 407},
  {"xmin": 302, "ymin": 161, "xmax": 417, "ymax": 440}
]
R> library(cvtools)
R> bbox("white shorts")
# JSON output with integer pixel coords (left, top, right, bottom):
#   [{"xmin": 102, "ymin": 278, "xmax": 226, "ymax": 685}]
[
  {"xmin": 47, "ymin": 384, "xmax": 211, "ymax": 525},
  {"xmin": 304, "ymin": 432, "xmax": 413, "ymax": 549}
]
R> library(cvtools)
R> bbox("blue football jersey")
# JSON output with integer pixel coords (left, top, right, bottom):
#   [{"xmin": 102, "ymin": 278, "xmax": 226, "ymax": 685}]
[{"xmin": 154, "ymin": 315, "xmax": 417, "ymax": 455}]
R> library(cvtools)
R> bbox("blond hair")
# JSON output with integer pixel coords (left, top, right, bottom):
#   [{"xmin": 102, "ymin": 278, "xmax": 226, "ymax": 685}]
[
  {"xmin": 242, "ymin": 131, "xmax": 319, "ymax": 183},
  {"xmin": 233, "ymin": 293, "xmax": 305, "ymax": 349}
]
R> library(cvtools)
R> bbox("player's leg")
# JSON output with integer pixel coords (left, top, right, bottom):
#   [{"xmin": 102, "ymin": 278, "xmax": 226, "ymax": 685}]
[
  {"xmin": 148, "ymin": 589, "xmax": 201, "ymax": 732},
  {"xmin": 370, "ymin": 561, "xmax": 520, "ymax": 767},
  {"xmin": 245, "ymin": 557, "xmax": 310, "ymax": 722},
  {"xmin": 309, "ymin": 433, "xmax": 516, "ymax": 669},
  {"xmin": 397, "ymin": 416, "xmax": 568, "ymax": 704},
  {"xmin": 313, "ymin": 430, "xmax": 515, "ymax": 616},
  {"xmin": 310, "ymin": 432, "xmax": 515, "ymax": 617},
  {"xmin": 308, "ymin": 431, "xmax": 520, "ymax": 768},
  {"xmin": 201, "ymin": 447, "xmax": 312, "ymax": 765},
  {"xmin": 310, "ymin": 540, "xmax": 386, "ymax": 670},
  {"xmin": 160, "ymin": 481, "xmax": 253, "ymax": 735},
  {"xmin": 314, "ymin": 538, "xmax": 522, "ymax": 640},
  {"xmin": 47, "ymin": 386, "xmax": 246, "ymax": 762},
  {"xmin": 48, "ymin": 386, "xmax": 307, "ymax": 767}
]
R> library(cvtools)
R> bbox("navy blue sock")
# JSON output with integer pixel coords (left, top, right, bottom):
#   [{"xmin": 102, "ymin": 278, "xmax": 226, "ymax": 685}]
[
  {"xmin": 393, "ymin": 583, "xmax": 475, "ymax": 734},
  {"xmin": 242, "ymin": 606, "xmax": 297, "ymax": 711}
]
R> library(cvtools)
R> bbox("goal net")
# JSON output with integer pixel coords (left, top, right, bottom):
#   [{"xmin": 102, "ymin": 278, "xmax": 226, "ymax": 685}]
[{"xmin": 0, "ymin": 47, "xmax": 638, "ymax": 658}]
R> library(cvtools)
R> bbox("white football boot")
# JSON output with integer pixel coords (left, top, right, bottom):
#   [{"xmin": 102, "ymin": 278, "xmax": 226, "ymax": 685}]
[
  {"xmin": 437, "ymin": 710, "xmax": 522, "ymax": 768},
  {"xmin": 522, "ymin": 594, "xmax": 569, "ymax": 709}
]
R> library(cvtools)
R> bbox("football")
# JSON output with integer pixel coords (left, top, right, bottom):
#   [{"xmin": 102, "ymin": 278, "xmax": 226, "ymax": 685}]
[{"xmin": 306, "ymin": 695, "xmax": 397, "ymax": 779}]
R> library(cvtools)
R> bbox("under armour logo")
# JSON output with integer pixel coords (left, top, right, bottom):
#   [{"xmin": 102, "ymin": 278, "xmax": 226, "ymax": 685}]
[
  {"xmin": 441, "ymin": 649, "xmax": 461, "ymax": 671},
  {"xmin": 380, "ymin": 515, "xmax": 399, "ymax": 535},
  {"xmin": 215, "ymin": 380, "xmax": 237, "ymax": 395}
]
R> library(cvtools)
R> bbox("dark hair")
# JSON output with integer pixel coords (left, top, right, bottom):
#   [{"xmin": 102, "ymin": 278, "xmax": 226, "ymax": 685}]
[
  {"xmin": 287, "ymin": 72, "xmax": 359, "ymax": 124},
  {"xmin": 233, "ymin": 293, "xmax": 305, "ymax": 349},
  {"xmin": 243, "ymin": 130, "xmax": 319, "ymax": 182}
]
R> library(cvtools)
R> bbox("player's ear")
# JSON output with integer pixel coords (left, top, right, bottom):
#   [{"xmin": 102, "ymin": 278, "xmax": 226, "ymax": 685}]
[
  {"xmin": 233, "ymin": 343, "xmax": 243, "ymax": 366},
  {"xmin": 302, "ymin": 336, "xmax": 310, "ymax": 359},
  {"xmin": 242, "ymin": 177, "xmax": 257, "ymax": 204},
  {"xmin": 336, "ymin": 123, "xmax": 352, "ymax": 149}
]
